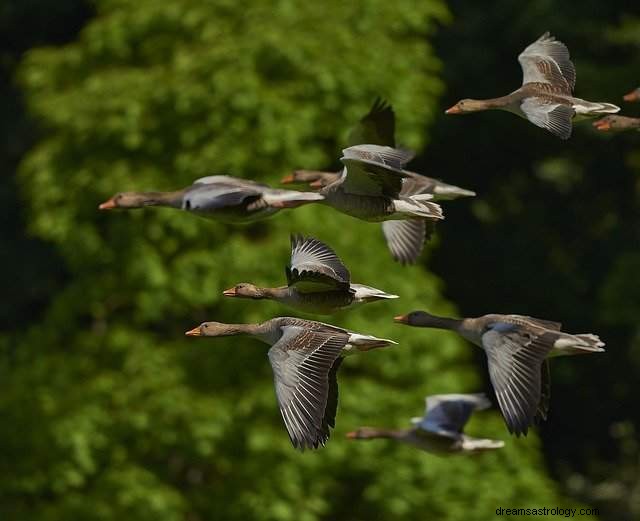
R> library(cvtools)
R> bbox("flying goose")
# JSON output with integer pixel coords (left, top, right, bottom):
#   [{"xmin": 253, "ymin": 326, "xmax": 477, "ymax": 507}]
[
  {"xmin": 185, "ymin": 317, "xmax": 396, "ymax": 450},
  {"xmin": 283, "ymin": 99, "xmax": 475, "ymax": 263},
  {"xmin": 98, "ymin": 175, "xmax": 323, "ymax": 223},
  {"xmin": 315, "ymin": 144, "xmax": 445, "ymax": 264},
  {"xmin": 446, "ymin": 32, "xmax": 620, "ymax": 139},
  {"xmin": 346, "ymin": 393, "xmax": 504, "ymax": 454},
  {"xmin": 394, "ymin": 311, "xmax": 605, "ymax": 436},
  {"xmin": 224, "ymin": 234, "xmax": 398, "ymax": 315},
  {"xmin": 593, "ymin": 115, "xmax": 640, "ymax": 132}
]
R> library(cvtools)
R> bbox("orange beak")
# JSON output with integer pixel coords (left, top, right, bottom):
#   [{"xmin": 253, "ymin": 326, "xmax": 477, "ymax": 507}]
[
  {"xmin": 280, "ymin": 174, "xmax": 295, "ymax": 184},
  {"xmin": 623, "ymin": 90, "xmax": 640, "ymax": 102},
  {"xmin": 592, "ymin": 119, "xmax": 611, "ymax": 132},
  {"xmin": 185, "ymin": 327, "xmax": 202, "ymax": 337},
  {"xmin": 345, "ymin": 431, "xmax": 358, "ymax": 439},
  {"xmin": 222, "ymin": 287, "xmax": 238, "ymax": 297},
  {"xmin": 393, "ymin": 314, "xmax": 409, "ymax": 324},
  {"xmin": 445, "ymin": 105, "xmax": 462, "ymax": 115},
  {"xmin": 309, "ymin": 180, "xmax": 324, "ymax": 189},
  {"xmin": 98, "ymin": 198, "xmax": 117, "ymax": 210}
]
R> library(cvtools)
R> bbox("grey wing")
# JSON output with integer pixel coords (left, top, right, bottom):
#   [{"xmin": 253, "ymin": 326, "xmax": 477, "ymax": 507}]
[
  {"xmin": 381, "ymin": 219, "xmax": 429, "ymax": 264},
  {"xmin": 509, "ymin": 315, "xmax": 562, "ymax": 331},
  {"xmin": 267, "ymin": 327, "xmax": 348, "ymax": 450},
  {"xmin": 182, "ymin": 184, "xmax": 261, "ymax": 211},
  {"xmin": 482, "ymin": 324, "xmax": 556, "ymax": 436},
  {"xmin": 520, "ymin": 98, "xmax": 574, "ymax": 140},
  {"xmin": 193, "ymin": 175, "xmax": 269, "ymax": 189},
  {"xmin": 286, "ymin": 235, "xmax": 351, "ymax": 291},
  {"xmin": 518, "ymin": 32, "xmax": 575, "ymax": 92},
  {"xmin": 399, "ymin": 172, "xmax": 435, "ymax": 197},
  {"xmin": 346, "ymin": 98, "xmax": 396, "ymax": 147},
  {"xmin": 322, "ymin": 357, "xmax": 344, "ymax": 433},
  {"xmin": 339, "ymin": 145, "xmax": 413, "ymax": 197},
  {"xmin": 417, "ymin": 393, "xmax": 491, "ymax": 438}
]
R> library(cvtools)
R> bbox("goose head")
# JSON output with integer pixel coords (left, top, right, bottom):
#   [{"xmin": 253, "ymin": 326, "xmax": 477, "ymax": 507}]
[
  {"xmin": 185, "ymin": 322, "xmax": 242, "ymax": 337},
  {"xmin": 222, "ymin": 283, "xmax": 267, "ymax": 299},
  {"xmin": 623, "ymin": 88, "xmax": 640, "ymax": 102},
  {"xmin": 99, "ymin": 192, "xmax": 150, "ymax": 210},
  {"xmin": 445, "ymin": 99, "xmax": 488, "ymax": 114},
  {"xmin": 394, "ymin": 310, "xmax": 433, "ymax": 326}
]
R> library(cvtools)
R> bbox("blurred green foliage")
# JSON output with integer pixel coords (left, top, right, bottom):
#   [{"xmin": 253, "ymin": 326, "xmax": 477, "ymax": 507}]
[{"xmin": 7, "ymin": 0, "xmax": 640, "ymax": 520}]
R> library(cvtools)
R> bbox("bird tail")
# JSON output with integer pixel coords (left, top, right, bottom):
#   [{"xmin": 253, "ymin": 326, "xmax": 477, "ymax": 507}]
[
  {"xmin": 552, "ymin": 333, "xmax": 605, "ymax": 355},
  {"xmin": 350, "ymin": 283, "xmax": 399, "ymax": 302},
  {"xmin": 262, "ymin": 190, "xmax": 325, "ymax": 208},
  {"xmin": 347, "ymin": 333, "xmax": 397, "ymax": 351},
  {"xmin": 432, "ymin": 183, "xmax": 477, "ymax": 200},
  {"xmin": 393, "ymin": 197, "xmax": 444, "ymax": 220},
  {"xmin": 573, "ymin": 100, "xmax": 620, "ymax": 116},
  {"xmin": 461, "ymin": 436, "xmax": 505, "ymax": 451}
]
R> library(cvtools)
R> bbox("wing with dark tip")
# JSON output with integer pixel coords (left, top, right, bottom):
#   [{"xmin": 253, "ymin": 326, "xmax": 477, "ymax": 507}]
[
  {"xmin": 518, "ymin": 32, "xmax": 575, "ymax": 93},
  {"xmin": 521, "ymin": 98, "xmax": 574, "ymax": 140},
  {"xmin": 381, "ymin": 219, "xmax": 429, "ymax": 264},
  {"xmin": 416, "ymin": 393, "xmax": 491, "ymax": 438},
  {"xmin": 346, "ymin": 98, "xmax": 396, "ymax": 147},
  {"xmin": 482, "ymin": 323, "xmax": 556, "ymax": 436},
  {"xmin": 286, "ymin": 235, "xmax": 351, "ymax": 291},
  {"xmin": 268, "ymin": 326, "xmax": 347, "ymax": 451},
  {"xmin": 339, "ymin": 145, "xmax": 412, "ymax": 198},
  {"xmin": 183, "ymin": 183, "xmax": 262, "ymax": 211},
  {"xmin": 321, "ymin": 357, "xmax": 344, "ymax": 434}
]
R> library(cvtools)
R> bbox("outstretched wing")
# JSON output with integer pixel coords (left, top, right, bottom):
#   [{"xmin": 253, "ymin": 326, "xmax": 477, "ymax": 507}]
[
  {"xmin": 482, "ymin": 323, "xmax": 556, "ymax": 436},
  {"xmin": 415, "ymin": 393, "xmax": 491, "ymax": 439},
  {"xmin": 183, "ymin": 183, "xmax": 262, "ymax": 211},
  {"xmin": 381, "ymin": 219, "xmax": 431, "ymax": 264},
  {"xmin": 286, "ymin": 235, "xmax": 351, "ymax": 291},
  {"xmin": 268, "ymin": 326, "xmax": 348, "ymax": 451},
  {"xmin": 346, "ymin": 98, "xmax": 396, "ymax": 147},
  {"xmin": 520, "ymin": 98, "xmax": 574, "ymax": 140},
  {"xmin": 339, "ymin": 144, "xmax": 413, "ymax": 198},
  {"xmin": 518, "ymin": 32, "xmax": 576, "ymax": 93}
]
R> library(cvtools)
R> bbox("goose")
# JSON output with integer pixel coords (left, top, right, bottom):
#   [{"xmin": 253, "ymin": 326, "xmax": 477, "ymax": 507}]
[
  {"xmin": 316, "ymin": 144, "xmax": 445, "ymax": 264},
  {"xmin": 446, "ymin": 32, "xmax": 620, "ymax": 139},
  {"xmin": 346, "ymin": 393, "xmax": 504, "ymax": 454},
  {"xmin": 283, "ymin": 99, "xmax": 475, "ymax": 264},
  {"xmin": 394, "ymin": 311, "xmax": 605, "ymax": 436},
  {"xmin": 185, "ymin": 317, "xmax": 396, "ymax": 450},
  {"xmin": 98, "ymin": 175, "xmax": 323, "ymax": 223},
  {"xmin": 283, "ymin": 169, "xmax": 476, "ymax": 201},
  {"xmin": 623, "ymin": 87, "xmax": 640, "ymax": 102},
  {"xmin": 593, "ymin": 115, "xmax": 640, "ymax": 132},
  {"xmin": 224, "ymin": 234, "xmax": 398, "ymax": 315}
]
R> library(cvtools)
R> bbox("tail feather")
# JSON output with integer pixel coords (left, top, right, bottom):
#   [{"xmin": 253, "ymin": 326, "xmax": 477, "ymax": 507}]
[
  {"xmin": 553, "ymin": 333, "xmax": 605, "ymax": 355},
  {"xmin": 575, "ymin": 334, "xmax": 606, "ymax": 350},
  {"xmin": 351, "ymin": 283, "xmax": 399, "ymax": 301},
  {"xmin": 432, "ymin": 184, "xmax": 476, "ymax": 200},
  {"xmin": 348, "ymin": 333, "xmax": 397, "ymax": 350},
  {"xmin": 461, "ymin": 437, "xmax": 505, "ymax": 452},
  {"xmin": 574, "ymin": 100, "xmax": 620, "ymax": 116},
  {"xmin": 262, "ymin": 190, "xmax": 325, "ymax": 208},
  {"xmin": 393, "ymin": 197, "xmax": 444, "ymax": 220}
]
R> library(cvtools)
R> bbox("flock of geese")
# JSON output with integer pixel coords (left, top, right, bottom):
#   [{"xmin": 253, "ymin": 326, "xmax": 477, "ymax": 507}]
[{"xmin": 98, "ymin": 32, "xmax": 632, "ymax": 454}]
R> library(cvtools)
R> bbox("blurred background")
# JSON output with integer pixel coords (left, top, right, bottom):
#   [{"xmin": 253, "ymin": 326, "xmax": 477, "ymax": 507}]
[{"xmin": 2, "ymin": 1, "xmax": 639, "ymax": 520}]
